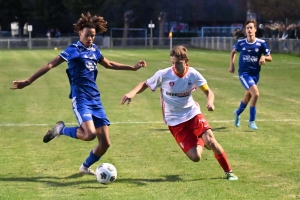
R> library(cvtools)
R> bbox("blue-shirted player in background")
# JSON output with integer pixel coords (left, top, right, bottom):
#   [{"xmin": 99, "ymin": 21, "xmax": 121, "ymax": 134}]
[
  {"xmin": 229, "ymin": 19, "xmax": 272, "ymax": 130},
  {"xmin": 11, "ymin": 12, "xmax": 147, "ymax": 175}
]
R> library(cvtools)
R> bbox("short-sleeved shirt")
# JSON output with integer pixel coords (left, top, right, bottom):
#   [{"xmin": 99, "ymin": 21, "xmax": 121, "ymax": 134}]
[
  {"xmin": 59, "ymin": 41, "xmax": 109, "ymax": 127},
  {"xmin": 146, "ymin": 66, "xmax": 207, "ymax": 126},
  {"xmin": 233, "ymin": 38, "xmax": 271, "ymax": 75},
  {"xmin": 59, "ymin": 41, "xmax": 103, "ymax": 101}
]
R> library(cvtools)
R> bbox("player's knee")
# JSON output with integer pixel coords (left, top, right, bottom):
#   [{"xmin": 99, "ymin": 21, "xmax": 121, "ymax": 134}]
[
  {"xmin": 189, "ymin": 154, "xmax": 201, "ymax": 162},
  {"xmin": 83, "ymin": 132, "xmax": 97, "ymax": 141},
  {"xmin": 253, "ymin": 92, "xmax": 259, "ymax": 99},
  {"xmin": 99, "ymin": 140, "xmax": 111, "ymax": 151}
]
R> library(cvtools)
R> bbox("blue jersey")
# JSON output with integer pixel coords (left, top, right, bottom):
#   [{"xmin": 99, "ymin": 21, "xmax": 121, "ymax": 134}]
[
  {"xmin": 233, "ymin": 38, "xmax": 271, "ymax": 75},
  {"xmin": 59, "ymin": 41, "xmax": 110, "ymax": 127},
  {"xmin": 59, "ymin": 41, "xmax": 103, "ymax": 100}
]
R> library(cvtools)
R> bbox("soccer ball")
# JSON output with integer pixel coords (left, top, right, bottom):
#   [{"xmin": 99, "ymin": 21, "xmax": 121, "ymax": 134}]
[{"xmin": 96, "ymin": 163, "xmax": 117, "ymax": 184}]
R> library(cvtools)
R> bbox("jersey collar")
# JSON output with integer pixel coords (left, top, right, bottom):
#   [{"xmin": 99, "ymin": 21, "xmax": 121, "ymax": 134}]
[
  {"xmin": 77, "ymin": 41, "xmax": 94, "ymax": 50},
  {"xmin": 172, "ymin": 65, "xmax": 189, "ymax": 78}
]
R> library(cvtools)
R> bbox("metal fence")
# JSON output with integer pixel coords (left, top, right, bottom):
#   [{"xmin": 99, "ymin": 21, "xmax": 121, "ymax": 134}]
[
  {"xmin": 1, "ymin": 36, "xmax": 300, "ymax": 54},
  {"xmin": 191, "ymin": 37, "xmax": 300, "ymax": 54}
]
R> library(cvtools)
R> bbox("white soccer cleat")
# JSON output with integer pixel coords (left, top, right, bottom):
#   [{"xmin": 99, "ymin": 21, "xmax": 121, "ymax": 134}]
[
  {"xmin": 79, "ymin": 164, "xmax": 96, "ymax": 176},
  {"xmin": 226, "ymin": 172, "xmax": 238, "ymax": 181}
]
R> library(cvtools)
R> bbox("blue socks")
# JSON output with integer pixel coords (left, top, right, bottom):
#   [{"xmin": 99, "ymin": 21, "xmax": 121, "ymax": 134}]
[
  {"xmin": 249, "ymin": 106, "xmax": 256, "ymax": 122},
  {"xmin": 60, "ymin": 127, "xmax": 78, "ymax": 139},
  {"xmin": 236, "ymin": 101, "xmax": 247, "ymax": 116},
  {"xmin": 83, "ymin": 150, "xmax": 101, "ymax": 168}
]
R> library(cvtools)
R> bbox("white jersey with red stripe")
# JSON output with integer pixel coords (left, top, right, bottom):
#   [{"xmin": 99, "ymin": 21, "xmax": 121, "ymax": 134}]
[{"xmin": 146, "ymin": 66, "xmax": 207, "ymax": 126}]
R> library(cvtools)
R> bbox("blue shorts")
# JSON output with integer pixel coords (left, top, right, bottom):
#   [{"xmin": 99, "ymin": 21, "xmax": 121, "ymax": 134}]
[
  {"xmin": 239, "ymin": 73, "xmax": 259, "ymax": 90},
  {"xmin": 72, "ymin": 97, "xmax": 110, "ymax": 128}
]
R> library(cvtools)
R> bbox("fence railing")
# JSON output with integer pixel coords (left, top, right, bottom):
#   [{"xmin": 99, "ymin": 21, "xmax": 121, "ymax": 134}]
[
  {"xmin": 0, "ymin": 36, "xmax": 299, "ymax": 54},
  {"xmin": 191, "ymin": 37, "xmax": 300, "ymax": 54}
]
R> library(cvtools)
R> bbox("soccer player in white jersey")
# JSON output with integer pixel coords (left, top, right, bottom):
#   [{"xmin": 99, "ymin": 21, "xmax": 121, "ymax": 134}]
[
  {"xmin": 121, "ymin": 46, "xmax": 238, "ymax": 181},
  {"xmin": 11, "ymin": 13, "xmax": 146, "ymax": 175},
  {"xmin": 229, "ymin": 19, "xmax": 272, "ymax": 130}
]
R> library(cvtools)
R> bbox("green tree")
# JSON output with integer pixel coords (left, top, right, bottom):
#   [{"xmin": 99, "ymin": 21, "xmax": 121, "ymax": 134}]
[{"xmin": 251, "ymin": 0, "xmax": 300, "ymax": 23}]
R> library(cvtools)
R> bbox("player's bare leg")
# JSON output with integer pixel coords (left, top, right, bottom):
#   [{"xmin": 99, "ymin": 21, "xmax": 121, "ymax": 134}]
[
  {"xmin": 185, "ymin": 146, "xmax": 203, "ymax": 162},
  {"xmin": 202, "ymin": 129, "xmax": 238, "ymax": 180},
  {"xmin": 247, "ymin": 85, "xmax": 259, "ymax": 130}
]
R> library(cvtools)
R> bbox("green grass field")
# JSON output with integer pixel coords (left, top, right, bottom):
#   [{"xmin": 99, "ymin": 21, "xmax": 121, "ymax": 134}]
[{"xmin": 0, "ymin": 48, "xmax": 299, "ymax": 200}]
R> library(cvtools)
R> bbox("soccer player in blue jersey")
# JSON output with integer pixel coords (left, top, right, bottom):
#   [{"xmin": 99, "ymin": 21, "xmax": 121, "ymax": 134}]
[
  {"xmin": 11, "ymin": 12, "xmax": 147, "ymax": 175},
  {"xmin": 229, "ymin": 19, "xmax": 272, "ymax": 130}
]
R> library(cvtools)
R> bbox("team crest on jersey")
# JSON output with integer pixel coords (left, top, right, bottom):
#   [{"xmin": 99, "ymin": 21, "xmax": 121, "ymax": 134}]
[
  {"xmin": 169, "ymin": 82, "xmax": 175, "ymax": 88},
  {"xmin": 188, "ymin": 79, "xmax": 192, "ymax": 86},
  {"xmin": 255, "ymin": 48, "xmax": 259, "ymax": 52}
]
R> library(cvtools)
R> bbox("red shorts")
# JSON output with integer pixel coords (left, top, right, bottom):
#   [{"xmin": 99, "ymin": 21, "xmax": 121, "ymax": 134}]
[{"xmin": 168, "ymin": 114, "xmax": 211, "ymax": 153}]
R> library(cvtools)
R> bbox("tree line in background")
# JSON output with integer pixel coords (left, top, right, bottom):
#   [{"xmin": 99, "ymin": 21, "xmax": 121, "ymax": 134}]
[{"xmin": 0, "ymin": 0, "xmax": 300, "ymax": 37}]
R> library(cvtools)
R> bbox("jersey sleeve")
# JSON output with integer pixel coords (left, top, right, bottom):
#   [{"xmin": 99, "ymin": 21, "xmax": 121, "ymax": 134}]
[
  {"xmin": 146, "ymin": 70, "xmax": 162, "ymax": 91},
  {"xmin": 261, "ymin": 42, "xmax": 271, "ymax": 56},
  {"xmin": 59, "ymin": 44, "xmax": 79, "ymax": 62},
  {"xmin": 94, "ymin": 45, "xmax": 104, "ymax": 62},
  {"xmin": 194, "ymin": 70, "xmax": 207, "ymax": 87},
  {"xmin": 233, "ymin": 41, "xmax": 240, "ymax": 52}
]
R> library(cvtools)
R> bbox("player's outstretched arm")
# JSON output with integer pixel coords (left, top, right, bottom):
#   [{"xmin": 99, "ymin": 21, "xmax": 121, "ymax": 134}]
[
  {"xmin": 100, "ymin": 57, "xmax": 147, "ymax": 71},
  {"xmin": 229, "ymin": 49, "xmax": 236, "ymax": 74},
  {"xmin": 121, "ymin": 82, "xmax": 148, "ymax": 105},
  {"xmin": 11, "ymin": 56, "xmax": 64, "ymax": 89}
]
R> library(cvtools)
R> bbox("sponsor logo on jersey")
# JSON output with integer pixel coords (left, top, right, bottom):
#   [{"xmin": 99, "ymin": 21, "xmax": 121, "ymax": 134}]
[
  {"xmin": 243, "ymin": 55, "xmax": 258, "ymax": 62},
  {"xmin": 166, "ymin": 91, "xmax": 191, "ymax": 97},
  {"xmin": 85, "ymin": 61, "xmax": 96, "ymax": 71}
]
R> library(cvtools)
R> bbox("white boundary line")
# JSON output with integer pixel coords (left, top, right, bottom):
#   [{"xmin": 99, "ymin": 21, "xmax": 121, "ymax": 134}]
[{"xmin": 0, "ymin": 119, "xmax": 299, "ymax": 127}]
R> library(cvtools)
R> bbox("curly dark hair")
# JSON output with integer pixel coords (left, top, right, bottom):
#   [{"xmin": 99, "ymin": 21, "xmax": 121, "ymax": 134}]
[{"xmin": 73, "ymin": 12, "xmax": 107, "ymax": 33}]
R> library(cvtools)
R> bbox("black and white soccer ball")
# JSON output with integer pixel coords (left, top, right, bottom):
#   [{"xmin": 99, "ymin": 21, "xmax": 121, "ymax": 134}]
[{"xmin": 96, "ymin": 163, "xmax": 117, "ymax": 184}]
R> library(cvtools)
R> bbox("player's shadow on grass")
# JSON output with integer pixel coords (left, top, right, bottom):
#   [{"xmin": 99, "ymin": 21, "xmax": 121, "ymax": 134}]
[
  {"xmin": 211, "ymin": 127, "xmax": 227, "ymax": 132},
  {"xmin": 151, "ymin": 128, "xmax": 169, "ymax": 132},
  {"xmin": 116, "ymin": 175, "xmax": 224, "ymax": 186},
  {"xmin": 0, "ymin": 174, "xmax": 224, "ymax": 187},
  {"xmin": 0, "ymin": 175, "xmax": 97, "ymax": 187}
]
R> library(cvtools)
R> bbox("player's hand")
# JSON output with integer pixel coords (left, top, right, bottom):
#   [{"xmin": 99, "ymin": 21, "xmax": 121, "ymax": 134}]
[
  {"xmin": 10, "ymin": 80, "xmax": 31, "ymax": 89},
  {"xmin": 121, "ymin": 93, "xmax": 134, "ymax": 105},
  {"xmin": 133, "ymin": 60, "xmax": 147, "ymax": 70},
  {"xmin": 206, "ymin": 103, "xmax": 215, "ymax": 111},
  {"xmin": 259, "ymin": 57, "xmax": 266, "ymax": 65},
  {"xmin": 229, "ymin": 64, "xmax": 235, "ymax": 73}
]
